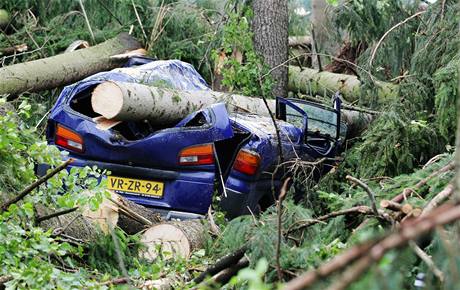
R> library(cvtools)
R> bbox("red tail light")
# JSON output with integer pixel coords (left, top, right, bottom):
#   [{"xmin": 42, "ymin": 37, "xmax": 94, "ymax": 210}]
[
  {"xmin": 233, "ymin": 149, "xmax": 261, "ymax": 175},
  {"xmin": 178, "ymin": 144, "xmax": 214, "ymax": 165},
  {"xmin": 55, "ymin": 124, "xmax": 84, "ymax": 153}
]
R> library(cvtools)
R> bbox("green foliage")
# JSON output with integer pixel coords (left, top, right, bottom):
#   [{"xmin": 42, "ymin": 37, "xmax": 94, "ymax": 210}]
[
  {"xmin": 228, "ymin": 258, "xmax": 272, "ymax": 290},
  {"xmin": 0, "ymin": 0, "xmax": 220, "ymax": 80},
  {"xmin": 334, "ymin": 0, "xmax": 420, "ymax": 80},
  {"xmin": 214, "ymin": 6, "xmax": 273, "ymax": 97},
  {"xmin": 331, "ymin": 0, "xmax": 459, "ymax": 178},
  {"xmin": 345, "ymin": 107, "xmax": 443, "ymax": 178}
]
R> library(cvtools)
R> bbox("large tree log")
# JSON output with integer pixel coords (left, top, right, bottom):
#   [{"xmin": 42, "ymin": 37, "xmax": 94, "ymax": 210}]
[
  {"xmin": 36, "ymin": 194, "xmax": 119, "ymax": 242},
  {"xmin": 91, "ymin": 81, "xmax": 372, "ymax": 137},
  {"xmin": 108, "ymin": 190, "xmax": 162, "ymax": 235},
  {"xmin": 288, "ymin": 66, "xmax": 398, "ymax": 103},
  {"xmin": 91, "ymin": 81, "xmax": 273, "ymax": 123},
  {"xmin": 289, "ymin": 36, "xmax": 311, "ymax": 47},
  {"xmin": 36, "ymin": 190, "xmax": 161, "ymax": 242},
  {"xmin": 0, "ymin": 33, "xmax": 143, "ymax": 98},
  {"xmin": 139, "ymin": 220, "xmax": 206, "ymax": 261}
]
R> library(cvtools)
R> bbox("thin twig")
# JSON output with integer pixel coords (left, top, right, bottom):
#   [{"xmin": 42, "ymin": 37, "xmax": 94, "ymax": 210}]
[
  {"xmin": 287, "ymin": 205, "xmax": 376, "ymax": 234},
  {"xmin": 52, "ymin": 213, "xmax": 81, "ymax": 236},
  {"xmin": 276, "ymin": 178, "xmax": 292, "ymax": 281},
  {"xmin": 36, "ymin": 207, "xmax": 79, "ymax": 223},
  {"xmin": 78, "ymin": 0, "xmax": 96, "ymax": 43},
  {"xmin": 346, "ymin": 175, "xmax": 379, "ymax": 218},
  {"xmin": 421, "ymin": 183, "xmax": 454, "ymax": 217},
  {"xmin": 96, "ymin": 0, "xmax": 123, "ymax": 25},
  {"xmin": 369, "ymin": 11, "xmax": 426, "ymax": 67},
  {"xmin": 393, "ymin": 161, "xmax": 454, "ymax": 203},
  {"xmin": 131, "ymin": 0, "xmax": 148, "ymax": 42},
  {"xmin": 1, "ymin": 159, "xmax": 73, "ymax": 212},
  {"xmin": 409, "ymin": 241, "xmax": 444, "ymax": 282}
]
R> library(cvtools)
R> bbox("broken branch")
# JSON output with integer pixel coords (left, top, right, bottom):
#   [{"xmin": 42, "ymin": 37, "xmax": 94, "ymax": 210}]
[
  {"xmin": 346, "ymin": 175, "xmax": 379, "ymax": 218},
  {"xmin": 194, "ymin": 246, "xmax": 248, "ymax": 284},
  {"xmin": 276, "ymin": 178, "xmax": 292, "ymax": 281},
  {"xmin": 1, "ymin": 159, "xmax": 73, "ymax": 212},
  {"xmin": 35, "ymin": 207, "xmax": 79, "ymax": 223},
  {"xmin": 285, "ymin": 203, "xmax": 460, "ymax": 290},
  {"xmin": 392, "ymin": 162, "xmax": 454, "ymax": 203}
]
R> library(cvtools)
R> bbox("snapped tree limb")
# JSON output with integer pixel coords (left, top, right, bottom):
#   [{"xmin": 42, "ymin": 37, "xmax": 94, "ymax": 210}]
[
  {"xmin": 0, "ymin": 33, "xmax": 143, "ymax": 98},
  {"xmin": 284, "ymin": 202, "xmax": 460, "ymax": 290}
]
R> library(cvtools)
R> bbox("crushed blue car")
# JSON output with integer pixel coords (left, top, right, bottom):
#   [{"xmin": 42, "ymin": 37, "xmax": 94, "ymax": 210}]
[{"xmin": 39, "ymin": 58, "xmax": 346, "ymax": 219}]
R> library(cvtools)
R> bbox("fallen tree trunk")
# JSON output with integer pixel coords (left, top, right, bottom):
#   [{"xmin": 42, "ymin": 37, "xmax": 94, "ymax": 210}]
[
  {"xmin": 289, "ymin": 36, "xmax": 311, "ymax": 47},
  {"xmin": 0, "ymin": 44, "xmax": 28, "ymax": 56},
  {"xmin": 140, "ymin": 219, "xmax": 206, "ymax": 261},
  {"xmin": 108, "ymin": 190, "xmax": 162, "ymax": 234},
  {"xmin": 36, "ymin": 190, "xmax": 161, "ymax": 242},
  {"xmin": 288, "ymin": 66, "xmax": 398, "ymax": 103},
  {"xmin": 91, "ymin": 81, "xmax": 274, "ymax": 123},
  {"xmin": 91, "ymin": 81, "xmax": 372, "ymax": 137},
  {"xmin": 0, "ymin": 33, "xmax": 143, "ymax": 98},
  {"xmin": 36, "ymin": 198, "xmax": 118, "ymax": 243}
]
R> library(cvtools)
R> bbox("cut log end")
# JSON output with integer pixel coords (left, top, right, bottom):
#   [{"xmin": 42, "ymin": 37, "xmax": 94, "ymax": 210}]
[
  {"xmin": 141, "ymin": 224, "xmax": 193, "ymax": 261},
  {"xmin": 91, "ymin": 81, "xmax": 124, "ymax": 119},
  {"xmin": 140, "ymin": 220, "xmax": 206, "ymax": 261}
]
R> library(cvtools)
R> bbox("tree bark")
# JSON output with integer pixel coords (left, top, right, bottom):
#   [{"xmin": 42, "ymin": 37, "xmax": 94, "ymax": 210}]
[
  {"xmin": 110, "ymin": 191, "xmax": 162, "ymax": 235},
  {"xmin": 36, "ymin": 190, "xmax": 161, "ymax": 242},
  {"xmin": 252, "ymin": 0, "xmax": 289, "ymax": 98},
  {"xmin": 91, "ymin": 81, "xmax": 275, "ymax": 123},
  {"xmin": 91, "ymin": 81, "xmax": 372, "ymax": 137},
  {"xmin": 0, "ymin": 33, "xmax": 142, "ymax": 98},
  {"xmin": 455, "ymin": 84, "xmax": 460, "ymax": 198},
  {"xmin": 289, "ymin": 36, "xmax": 311, "ymax": 47},
  {"xmin": 288, "ymin": 66, "xmax": 398, "ymax": 103},
  {"xmin": 139, "ymin": 220, "xmax": 206, "ymax": 261}
]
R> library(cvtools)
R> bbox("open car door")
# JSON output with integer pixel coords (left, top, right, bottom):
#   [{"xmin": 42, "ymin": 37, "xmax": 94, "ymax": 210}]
[{"xmin": 276, "ymin": 96, "xmax": 346, "ymax": 157}]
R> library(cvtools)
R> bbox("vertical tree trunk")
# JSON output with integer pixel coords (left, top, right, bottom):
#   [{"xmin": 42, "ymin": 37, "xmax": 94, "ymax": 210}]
[
  {"xmin": 455, "ymin": 91, "xmax": 460, "ymax": 198},
  {"xmin": 252, "ymin": 0, "xmax": 289, "ymax": 98},
  {"xmin": 310, "ymin": 0, "xmax": 327, "ymax": 69}
]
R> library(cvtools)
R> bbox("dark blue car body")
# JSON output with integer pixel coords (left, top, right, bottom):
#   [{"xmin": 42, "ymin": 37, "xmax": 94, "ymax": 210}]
[{"xmin": 41, "ymin": 58, "xmax": 345, "ymax": 219}]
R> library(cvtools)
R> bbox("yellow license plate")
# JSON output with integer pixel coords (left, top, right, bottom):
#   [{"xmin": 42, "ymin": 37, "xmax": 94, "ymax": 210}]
[{"xmin": 107, "ymin": 176, "xmax": 164, "ymax": 197}]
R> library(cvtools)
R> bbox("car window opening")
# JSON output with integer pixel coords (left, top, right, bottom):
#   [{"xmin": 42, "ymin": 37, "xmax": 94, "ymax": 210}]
[
  {"xmin": 214, "ymin": 126, "xmax": 251, "ymax": 180},
  {"xmin": 69, "ymin": 86, "xmax": 210, "ymax": 141},
  {"xmin": 181, "ymin": 112, "xmax": 207, "ymax": 127}
]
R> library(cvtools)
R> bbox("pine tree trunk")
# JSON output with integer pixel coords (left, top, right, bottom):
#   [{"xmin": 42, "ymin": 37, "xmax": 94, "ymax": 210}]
[
  {"xmin": 455, "ymin": 89, "xmax": 460, "ymax": 197},
  {"xmin": 252, "ymin": 0, "xmax": 289, "ymax": 98},
  {"xmin": 91, "ymin": 80, "xmax": 372, "ymax": 137},
  {"xmin": 288, "ymin": 66, "xmax": 398, "ymax": 103},
  {"xmin": 0, "ymin": 33, "xmax": 142, "ymax": 98},
  {"xmin": 36, "ymin": 190, "xmax": 161, "ymax": 242},
  {"xmin": 91, "ymin": 81, "xmax": 274, "ymax": 123}
]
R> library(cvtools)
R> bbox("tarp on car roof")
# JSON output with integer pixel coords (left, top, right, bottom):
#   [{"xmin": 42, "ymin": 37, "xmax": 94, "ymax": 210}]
[{"xmin": 53, "ymin": 58, "xmax": 210, "ymax": 108}]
